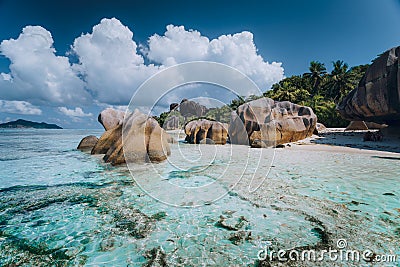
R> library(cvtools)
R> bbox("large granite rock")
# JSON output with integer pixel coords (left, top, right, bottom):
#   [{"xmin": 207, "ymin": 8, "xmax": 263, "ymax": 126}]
[
  {"xmin": 98, "ymin": 108, "xmax": 125, "ymax": 130},
  {"xmin": 229, "ymin": 97, "xmax": 317, "ymax": 147},
  {"xmin": 314, "ymin": 122, "xmax": 327, "ymax": 134},
  {"xmin": 163, "ymin": 115, "xmax": 180, "ymax": 130},
  {"xmin": 179, "ymin": 99, "xmax": 208, "ymax": 117},
  {"xmin": 345, "ymin": 121, "xmax": 368, "ymax": 131},
  {"xmin": 77, "ymin": 135, "xmax": 99, "ymax": 150},
  {"xmin": 122, "ymin": 111, "xmax": 171, "ymax": 163},
  {"xmin": 91, "ymin": 125, "xmax": 122, "ymax": 155},
  {"xmin": 185, "ymin": 119, "xmax": 228, "ymax": 145},
  {"xmin": 338, "ymin": 46, "xmax": 400, "ymax": 124},
  {"xmin": 91, "ymin": 109, "xmax": 171, "ymax": 165},
  {"xmin": 169, "ymin": 103, "xmax": 179, "ymax": 111}
]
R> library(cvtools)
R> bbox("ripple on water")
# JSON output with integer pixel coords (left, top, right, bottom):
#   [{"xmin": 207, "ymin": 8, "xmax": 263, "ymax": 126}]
[{"xmin": 0, "ymin": 130, "xmax": 399, "ymax": 266}]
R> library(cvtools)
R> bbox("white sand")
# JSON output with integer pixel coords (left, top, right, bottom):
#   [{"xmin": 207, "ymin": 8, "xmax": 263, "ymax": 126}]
[{"xmin": 290, "ymin": 128, "xmax": 400, "ymax": 155}]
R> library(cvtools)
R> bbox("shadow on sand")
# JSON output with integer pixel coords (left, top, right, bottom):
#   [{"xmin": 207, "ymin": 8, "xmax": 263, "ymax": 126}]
[{"xmin": 309, "ymin": 130, "xmax": 400, "ymax": 154}]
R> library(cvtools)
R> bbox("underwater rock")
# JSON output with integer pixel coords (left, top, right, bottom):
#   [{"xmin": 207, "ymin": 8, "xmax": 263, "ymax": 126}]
[
  {"xmin": 143, "ymin": 246, "xmax": 168, "ymax": 267},
  {"xmin": 228, "ymin": 230, "xmax": 252, "ymax": 245},
  {"xmin": 114, "ymin": 207, "xmax": 154, "ymax": 238},
  {"xmin": 215, "ymin": 215, "xmax": 249, "ymax": 231}
]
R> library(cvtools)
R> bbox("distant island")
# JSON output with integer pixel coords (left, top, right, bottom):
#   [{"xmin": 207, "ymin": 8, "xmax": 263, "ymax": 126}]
[{"xmin": 0, "ymin": 119, "xmax": 62, "ymax": 129}]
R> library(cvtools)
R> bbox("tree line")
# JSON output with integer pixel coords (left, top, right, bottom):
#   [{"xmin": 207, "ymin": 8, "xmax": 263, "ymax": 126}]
[
  {"xmin": 263, "ymin": 60, "xmax": 369, "ymax": 127},
  {"xmin": 155, "ymin": 60, "xmax": 369, "ymax": 127}
]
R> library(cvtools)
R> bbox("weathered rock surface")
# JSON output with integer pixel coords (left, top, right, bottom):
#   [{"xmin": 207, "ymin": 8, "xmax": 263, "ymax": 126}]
[
  {"xmin": 98, "ymin": 108, "xmax": 125, "ymax": 130},
  {"xmin": 338, "ymin": 46, "xmax": 400, "ymax": 124},
  {"xmin": 345, "ymin": 121, "xmax": 368, "ymax": 131},
  {"xmin": 77, "ymin": 135, "xmax": 98, "ymax": 150},
  {"xmin": 91, "ymin": 109, "xmax": 171, "ymax": 165},
  {"xmin": 163, "ymin": 115, "xmax": 180, "ymax": 130},
  {"xmin": 185, "ymin": 119, "xmax": 228, "ymax": 145},
  {"xmin": 314, "ymin": 122, "xmax": 327, "ymax": 134},
  {"xmin": 169, "ymin": 103, "xmax": 179, "ymax": 111},
  {"xmin": 229, "ymin": 97, "xmax": 317, "ymax": 147},
  {"xmin": 345, "ymin": 121, "xmax": 388, "ymax": 131},
  {"xmin": 179, "ymin": 99, "xmax": 208, "ymax": 117},
  {"xmin": 364, "ymin": 121, "xmax": 388, "ymax": 129},
  {"xmin": 122, "ymin": 111, "xmax": 171, "ymax": 163},
  {"xmin": 91, "ymin": 125, "xmax": 122, "ymax": 155}
]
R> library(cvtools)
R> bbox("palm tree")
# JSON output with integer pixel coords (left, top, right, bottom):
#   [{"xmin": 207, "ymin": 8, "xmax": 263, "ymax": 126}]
[
  {"xmin": 325, "ymin": 60, "xmax": 354, "ymax": 103},
  {"xmin": 303, "ymin": 61, "xmax": 327, "ymax": 95}
]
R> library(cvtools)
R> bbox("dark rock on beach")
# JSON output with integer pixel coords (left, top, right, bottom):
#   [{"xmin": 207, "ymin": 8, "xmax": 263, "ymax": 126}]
[
  {"xmin": 314, "ymin": 122, "xmax": 327, "ymax": 134},
  {"xmin": 338, "ymin": 46, "xmax": 400, "ymax": 125}
]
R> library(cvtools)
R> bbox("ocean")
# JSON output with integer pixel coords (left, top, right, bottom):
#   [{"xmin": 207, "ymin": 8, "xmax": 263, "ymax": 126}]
[{"xmin": 0, "ymin": 129, "xmax": 399, "ymax": 266}]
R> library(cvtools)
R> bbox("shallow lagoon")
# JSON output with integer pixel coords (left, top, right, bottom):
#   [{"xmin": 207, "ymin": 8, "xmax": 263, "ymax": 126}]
[{"xmin": 0, "ymin": 129, "xmax": 399, "ymax": 266}]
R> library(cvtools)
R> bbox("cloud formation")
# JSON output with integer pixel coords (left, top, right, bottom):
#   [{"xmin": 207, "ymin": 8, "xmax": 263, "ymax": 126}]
[
  {"xmin": 0, "ymin": 26, "xmax": 88, "ymax": 105},
  {"xmin": 58, "ymin": 107, "xmax": 92, "ymax": 117},
  {"xmin": 0, "ymin": 18, "xmax": 284, "ymax": 113},
  {"xmin": 0, "ymin": 100, "xmax": 42, "ymax": 115},
  {"xmin": 71, "ymin": 18, "xmax": 160, "ymax": 105},
  {"xmin": 145, "ymin": 25, "xmax": 284, "ymax": 87}
]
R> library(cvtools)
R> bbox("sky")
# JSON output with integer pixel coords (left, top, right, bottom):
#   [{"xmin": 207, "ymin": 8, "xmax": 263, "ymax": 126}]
[{"xmin": 0, "ymin": 0, "xmax": 400, "ymax": 128}]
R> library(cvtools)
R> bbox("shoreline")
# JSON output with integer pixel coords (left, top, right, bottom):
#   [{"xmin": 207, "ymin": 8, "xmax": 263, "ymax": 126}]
[{"xmin": 166, "ymin": 128, "xmax": 400, "ymax": 156}]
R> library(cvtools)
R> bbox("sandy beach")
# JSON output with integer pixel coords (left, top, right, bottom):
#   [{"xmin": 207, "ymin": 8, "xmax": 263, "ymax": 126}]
[{"xmin": 293, "ymin": 128, "xmax": 400, "ymax": 155}]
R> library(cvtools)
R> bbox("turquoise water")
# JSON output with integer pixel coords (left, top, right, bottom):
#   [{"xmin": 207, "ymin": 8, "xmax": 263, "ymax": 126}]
[{"xmin": 0, "ymin": 129, "xmax": 399, "ymax": 266}]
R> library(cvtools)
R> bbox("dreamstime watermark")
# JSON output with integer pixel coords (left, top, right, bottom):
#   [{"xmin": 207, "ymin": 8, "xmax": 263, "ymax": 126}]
[
  {"xmin": 257, "ymin": 239, "xmax": 398, "ymax": 263},
  {"xmin": 123, "ymin": 61, "xmax": 277, "ymax": 207}
]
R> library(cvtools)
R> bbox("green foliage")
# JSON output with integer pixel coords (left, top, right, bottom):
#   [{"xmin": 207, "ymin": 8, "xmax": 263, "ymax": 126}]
[
  {"xmin": 305, "ymin": 95, "xmax": 348, "ymax": 127},
  {"xmin": 155, "ymin": 60, "xmax": 370, "ymax": 128},
  {"xmin": 154, "ymin": 110, "xmax": 185, "ymax": 128},
  {"xmin": 265, "ymin": 60, "xmax": 369, "ymax": 127},
  {"xmin": 303, "ymin": 61, "xmax": 327, "ymax": 95},
  {"xmin": 228, "ymin": 96, "xmax": 245, "ymax": 110},
  {"xmin": 153, "ymin": 111, "xmax": 170, "ymax": 127},
  {"xmin": 205, "ymin": 105, "xmax": 232, "ymax": 123}
]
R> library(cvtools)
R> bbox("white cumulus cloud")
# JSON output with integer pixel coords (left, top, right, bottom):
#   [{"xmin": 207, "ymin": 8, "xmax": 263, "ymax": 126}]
[
  {"xmin": 145, "ymin": 25, "xmax": 284, "ymax": 89},
  {"xmin": 71, "ymin": 18, "xmax": 160, "ymax": 105},
  {"xmin": 58, "ymin": 107, "xmax": 92, "ymax": 117},
  {"xmin": 0, "ymin": 100, "xmax": 42, "ymax": 115},
  {"xmin": 0, "ymin": 18, "xmax": 284, "ymax": 114},
  {"xmin": 0, "ymin": 26, "xmax": 88, "ymax": 105},
  {"xmin": 145, "ymin": 25, "xmax": 210, "ymax": 65}
]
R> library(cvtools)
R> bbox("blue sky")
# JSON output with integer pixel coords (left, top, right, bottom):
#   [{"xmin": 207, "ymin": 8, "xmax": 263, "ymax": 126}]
[{"xmin": 0, "ymin": 0, "xmax": 400, "ymax": 128}]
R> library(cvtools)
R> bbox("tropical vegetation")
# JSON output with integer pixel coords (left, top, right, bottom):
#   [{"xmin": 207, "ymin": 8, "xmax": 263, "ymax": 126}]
[
  {"xmin": 154, "ymin": 60, "xmax": 369, "ymax": 128},
  {"xmin": 264, "ymin": 60, "xmax": 369, "ymax": 127}
]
